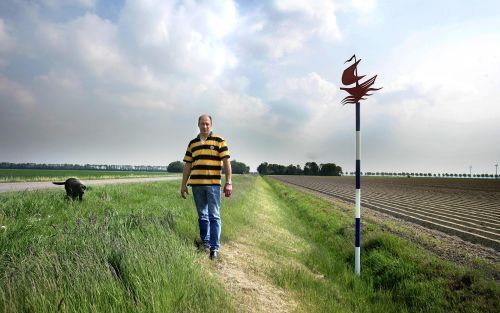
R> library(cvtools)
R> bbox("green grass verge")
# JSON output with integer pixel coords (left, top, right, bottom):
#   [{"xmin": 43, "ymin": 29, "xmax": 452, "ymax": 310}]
[
  {"xmin": 0, "ymin": 169, "xmax": 178, "ymax": 182},
  {"xmin": 1, "ymin": 175, "xmax": 498, "ymax": 312},
  {"xmin": 0, "ymin": 175, "xmax": 257, "ymax": 312},
  {"xmin": 262, "ymin": 177, "xmax": 499, "ymax": 313}
]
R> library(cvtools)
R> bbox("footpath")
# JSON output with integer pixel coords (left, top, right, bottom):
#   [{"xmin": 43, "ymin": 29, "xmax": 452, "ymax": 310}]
[
  {"xmin": 206, "ymin": 178, "xmax": 308, "ymax": 312},
  {"xmin": 0, "ymin": 176, "xmax": 180, "ymax": 193}
]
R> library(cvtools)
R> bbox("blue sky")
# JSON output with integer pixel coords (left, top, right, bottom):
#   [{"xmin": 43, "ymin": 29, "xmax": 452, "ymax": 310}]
[{"xmin": 1, "ymin": 0, "xmax": 499, "ymax": 174}]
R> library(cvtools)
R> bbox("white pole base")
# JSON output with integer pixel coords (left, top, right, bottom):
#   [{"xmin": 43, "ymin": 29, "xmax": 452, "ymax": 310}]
[{"xmin": 355, "ymin": 246, "xmax": 360, "ymax": 275}]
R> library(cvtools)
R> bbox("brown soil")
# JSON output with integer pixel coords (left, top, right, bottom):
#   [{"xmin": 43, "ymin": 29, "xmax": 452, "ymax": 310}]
[{"xmin": 282, "ymin": 181, "xmax": 500, "ymax": 280}]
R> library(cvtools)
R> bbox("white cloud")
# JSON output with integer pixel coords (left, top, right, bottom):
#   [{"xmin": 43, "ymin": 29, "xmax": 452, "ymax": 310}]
[
  {"xmin": 0, "ymin": 18, "xmax": 15, "ymax": 67},
  {"xmin": 214, "ymin": 88, "xmax": 270, "ymax": 126},
  {"xmin": 118, "ymin": 0, "xmax": 238, "ymax": 83},
  {"xmin": 233, "ymin": 0, "xmax": 342, "ymax": 60},
  {"xmin": 275, "ymin": 0, "xmax": 341, "ymax": 41},
  {"xmin": 382, "ymin": 26, "xmax": 500, "ymax": 123},
  {"xmin": 38, "ymin": 0, "xmax": 96, "ymax": 9},
  {"xmin": 0, "ymin": 75, "xmax": 36, "ymax": 111},
  {"xmin": 269, "ymin": 72, "xmax": 337, "ymax": 118},
  {"xmin": 0, "ymin": 18, "xmax": 14, "ymax": 51},
  {"xmin": 350, "ymin": 0, "xmax": 377, "ymax": 13}
]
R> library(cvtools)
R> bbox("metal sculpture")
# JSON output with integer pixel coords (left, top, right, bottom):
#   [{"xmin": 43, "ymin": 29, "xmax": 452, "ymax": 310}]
[{"xmin": 340, "ymin": 54, "xmax": 381, "ymax": 276}]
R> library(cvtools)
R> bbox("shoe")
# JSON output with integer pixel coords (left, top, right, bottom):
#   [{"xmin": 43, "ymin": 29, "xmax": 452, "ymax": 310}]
[
  {"xmin": 195, "ymin": 239, "xmax": 210, "ymax": 252},
  {"xmin": 209, "ymin": 250, "xmax": 218, "ymax": 260}
]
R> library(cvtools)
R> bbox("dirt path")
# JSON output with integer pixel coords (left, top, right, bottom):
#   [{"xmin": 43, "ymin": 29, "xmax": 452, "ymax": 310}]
[
  {"xmin": 0, "ymin": 176, "xmax": 180, "ymax": 193},
  {"xmin": 208, "ymin": 179, "xmax": 303, "ymax": 313}
]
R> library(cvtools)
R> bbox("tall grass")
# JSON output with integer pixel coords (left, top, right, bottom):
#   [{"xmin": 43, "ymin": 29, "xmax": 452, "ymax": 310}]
[
  {"xmin": 1, "ymin": 175, "xmax": 498, "ymax": 312},
  {"xmin": 263, "ymin": 177, "xmax": 499, "ymax": 313},
  {"xmin": 0, "ymin": 169, "xmax": 176, "ymax": 183},
  {"xmin": 0, "ymin": 176, "xmax": 256, "ymax": 312}
]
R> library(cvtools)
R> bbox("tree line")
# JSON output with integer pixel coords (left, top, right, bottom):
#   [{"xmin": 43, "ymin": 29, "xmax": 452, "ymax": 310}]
[
  {"xmin": 347, "ymin": 171, "xmax": 499, "ymax": 178},
  {"xmin": 167, "ymin": 160, "xmax": 250, "ymax": 174},
  {"xmin": 257, "ymin": 162, "xmax": 343, "ymax": 176},
  {"xmin": 1, "ymin": 160, "xmax": 252, "ymax": 175},
  {"xmin": 0, "ymin": 162, "xmax": 168, "ymax": 172}
]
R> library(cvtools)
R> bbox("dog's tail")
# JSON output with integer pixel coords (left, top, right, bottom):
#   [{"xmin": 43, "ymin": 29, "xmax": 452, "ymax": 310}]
[{"xmin": 52, "ymin": 182, "xmax": 65, "ymax": 185}]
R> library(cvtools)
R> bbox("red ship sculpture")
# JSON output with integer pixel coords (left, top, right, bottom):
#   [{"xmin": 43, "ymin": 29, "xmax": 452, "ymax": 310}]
[{"xmin": 340, "ymin": 55, "xmax": 382, "ymax": 105}]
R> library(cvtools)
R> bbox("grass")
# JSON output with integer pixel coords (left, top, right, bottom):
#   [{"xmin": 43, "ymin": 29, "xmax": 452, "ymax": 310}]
[
  {"xmin": 261, "ymin": 177, "xmax": 499, "ymax": 313},
  {"xmin": 0, "ymin": 175, "xmax": 498, "ymax": 312},
  {"xmin": 0, "ymin": 176, "xmax": 256, "ymax": 313},
  {"xmin": 0, "ymin": 169, "xmax": 178, "ymax": 183}
]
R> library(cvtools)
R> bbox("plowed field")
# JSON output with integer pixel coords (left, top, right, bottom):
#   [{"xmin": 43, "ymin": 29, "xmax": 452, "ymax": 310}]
[{"xmin": 271, "ymin": 176, "xmax": 500, "ymax": 250}]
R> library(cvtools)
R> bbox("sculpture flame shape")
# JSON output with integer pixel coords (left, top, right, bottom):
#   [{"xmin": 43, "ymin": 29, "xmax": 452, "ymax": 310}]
[{"xmin": 340, "ymin": 55, "xmax": 382, "ymax": 105}]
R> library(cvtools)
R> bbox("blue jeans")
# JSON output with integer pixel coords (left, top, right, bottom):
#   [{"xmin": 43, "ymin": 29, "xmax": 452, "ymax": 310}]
[{"xmin": 192, "ymin": 185, "xmax": 221, "ymax": 251}]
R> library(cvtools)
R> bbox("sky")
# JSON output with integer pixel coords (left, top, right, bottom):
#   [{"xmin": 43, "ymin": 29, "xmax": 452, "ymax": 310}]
[{"xmin": 1, "ymin": 0, "xmax": 499, "ymax": 174}]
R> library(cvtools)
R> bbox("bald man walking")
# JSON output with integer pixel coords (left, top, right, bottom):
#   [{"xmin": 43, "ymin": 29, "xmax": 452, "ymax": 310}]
[{"xmin": 180, "ymin": 114, "xmax": 232, "ymax": 260}]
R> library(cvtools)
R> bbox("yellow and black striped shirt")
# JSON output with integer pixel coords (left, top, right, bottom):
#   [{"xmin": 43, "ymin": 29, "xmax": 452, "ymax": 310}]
[{"xmin": 183, "ymin": 132, "xmax": 230, "ymax": 186}]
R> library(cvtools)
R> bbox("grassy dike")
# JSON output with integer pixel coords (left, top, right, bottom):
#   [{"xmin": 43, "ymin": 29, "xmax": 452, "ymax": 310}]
[
  {"xmin": 0, "ymin": 176, "xmax": 257, "ymax": 313},
  {"xmin": 261, "ymin": 177, "xmax": 499, "ymax": 313},
  {"xmin": 1, "ymin": 175, "xmax": 498, "ymax": 312}
]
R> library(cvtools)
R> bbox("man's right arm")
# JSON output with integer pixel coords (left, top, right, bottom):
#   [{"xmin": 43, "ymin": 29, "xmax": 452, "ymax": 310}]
[{"xmin": 180, "ymin": 162, "xmax": 192, "ymax": 199}]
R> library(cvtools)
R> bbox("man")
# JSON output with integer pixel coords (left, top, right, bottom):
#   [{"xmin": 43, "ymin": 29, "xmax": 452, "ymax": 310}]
[{"xmin": 180, "ymin": 114, "xmax": 232, "ymax": 260}]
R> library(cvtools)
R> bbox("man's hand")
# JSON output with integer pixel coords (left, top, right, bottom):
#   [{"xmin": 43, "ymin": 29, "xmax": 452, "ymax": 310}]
[
  {"xmin": 223, "ymin": 183, "xmax": 232, "ymax": 198},
  {"xmin": 180, "ymin": 185, "xmax": 189, "ymax": 199}
]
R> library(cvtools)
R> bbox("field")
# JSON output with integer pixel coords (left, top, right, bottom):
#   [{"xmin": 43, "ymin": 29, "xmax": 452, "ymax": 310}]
[
  {"xmin": 0, "ymin": 169, "xmax": 176, "ymax": 183},
  {"xmin": 0, "ymin": 176, "xmax": 499, "ymax": 312},
  {"xmin": 272, "ymin": 176, "xmax": 500, "ymax": 250}
]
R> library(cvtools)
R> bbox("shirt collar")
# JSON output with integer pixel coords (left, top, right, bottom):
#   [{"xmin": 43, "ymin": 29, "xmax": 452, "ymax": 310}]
[{"xmin": 197, "ymin": 131, "xmax": 212, "ymax": 140}]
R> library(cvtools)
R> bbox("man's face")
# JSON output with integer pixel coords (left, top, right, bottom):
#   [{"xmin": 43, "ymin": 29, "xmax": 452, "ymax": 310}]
[{"xmin": 198, "ymin": 116, "xmax": 212, "ymax": 135}]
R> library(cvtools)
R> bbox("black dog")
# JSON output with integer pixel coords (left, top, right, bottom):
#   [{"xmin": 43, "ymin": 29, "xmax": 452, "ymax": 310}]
[{"xmin": 53, "ymin": 178, "xmax": 87, "ymax": 201}]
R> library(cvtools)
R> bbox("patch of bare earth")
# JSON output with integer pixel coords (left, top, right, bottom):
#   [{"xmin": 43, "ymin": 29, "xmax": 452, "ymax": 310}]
[
  {"xmin": 212, "ymin": 241, "xmax": 295, "ymax": 313},
  {"xmin": 204, "ymin": 181, "xmax": 302, "ymax": 313}
]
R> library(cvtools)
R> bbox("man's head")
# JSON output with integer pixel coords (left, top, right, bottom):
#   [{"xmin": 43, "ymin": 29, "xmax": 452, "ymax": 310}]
[{"xmin": 198, "ymin": 114, "xmax": 212, "ymax": 135}]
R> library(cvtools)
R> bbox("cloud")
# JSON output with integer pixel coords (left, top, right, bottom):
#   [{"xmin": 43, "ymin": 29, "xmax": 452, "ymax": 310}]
[
  {"xmin": 232, "ymin": 0, "xmax": 342, "ymax": 60},
  {"xmin": 38, "ymin": 0, "xmax": 96, "ymax": 10},
  {"xmin": 0, "ymin": 18, "xmax": 15, "ymax": 67},
  {"xmin": 118, "ymin": 0, "xmax": 238, "ymax": 83},
  {"xmin": 349, "ymin": 0, "xmax": 377, "ymax": 13},
  {"xmin": 0, "ymin": 75, "xmax": 35, "ymax": 111},
  {"xmin": 2, "ymin": 0, "xmax": 496, "ymax": 173},
  {"xmin": 267, "ymin": 72, "xmax": 338, "ymax": 129},
  {"xmin": 381, "ymin": 24, "xmax": 500, "ymax": 123}
]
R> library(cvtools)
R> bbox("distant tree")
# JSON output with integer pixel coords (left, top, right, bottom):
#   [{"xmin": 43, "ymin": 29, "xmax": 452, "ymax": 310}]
[
  {"xmin": 285, "ymin": 164, "xmax": 298, "ymax": 175},
  {"xmin": 319, "ymin": 163, "xmax": 342, "ymax": 176},
  {"xmin": 304, "ymin": 162, "xmax": 320, "ymax": 176},
  {"xmin": 257, "ymin": 162, "xmax": 269, "ymax": 175},
  {"xmin": 167, "ymin": 161, "xmax": 184, "ymax": 173},
  {"xmin": 268, "ymin": 163, "xmax": 286, "ymax": 175},
  {"xmin": 231, "ymin": 160, "xmax": 250, "ymax": 174}
]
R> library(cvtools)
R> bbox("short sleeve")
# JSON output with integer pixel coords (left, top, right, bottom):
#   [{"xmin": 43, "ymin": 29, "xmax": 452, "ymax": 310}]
[
  {"xmin": 219, "ymin": 139, "xmax": 230, "ymax": 160},
  {"xmin": 183, "ymin": 144, "xmax": 193, "ymax": 163}
]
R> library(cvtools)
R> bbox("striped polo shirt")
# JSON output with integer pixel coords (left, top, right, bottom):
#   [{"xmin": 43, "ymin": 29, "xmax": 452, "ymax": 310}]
[{"xmin": 183, "ymin": 132, "xmax": 230, "ymax": 186}]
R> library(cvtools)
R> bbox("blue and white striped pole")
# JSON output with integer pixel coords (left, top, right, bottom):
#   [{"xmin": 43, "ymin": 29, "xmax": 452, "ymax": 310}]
[
  {"xmin": 355, "ymin": 101, "xmax": 361, "ymax": 276},
  {"xmin": 340, "ymin": 54, "xmax": 381, "ymax": 275}
]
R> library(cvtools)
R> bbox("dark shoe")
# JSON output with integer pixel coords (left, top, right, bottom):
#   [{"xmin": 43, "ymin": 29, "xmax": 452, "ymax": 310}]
[
  {"xmin": 194, "ymin": 239, "xmax": 210, "ymax": 252},
  {"xmin": 209, "ymin": 250, "xmax": 218, "ymax": 260}
]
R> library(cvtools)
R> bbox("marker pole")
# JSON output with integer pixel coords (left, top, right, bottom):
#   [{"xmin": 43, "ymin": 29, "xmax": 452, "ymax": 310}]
[{"xmin": 355, "ymin": 101, "xmax": 361, "ymax": 276}]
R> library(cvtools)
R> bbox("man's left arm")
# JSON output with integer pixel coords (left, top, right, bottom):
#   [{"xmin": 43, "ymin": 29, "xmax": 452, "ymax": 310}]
[{"xmin": 222, "ymin": 158, "xmax": 232, "ymax": 197}]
